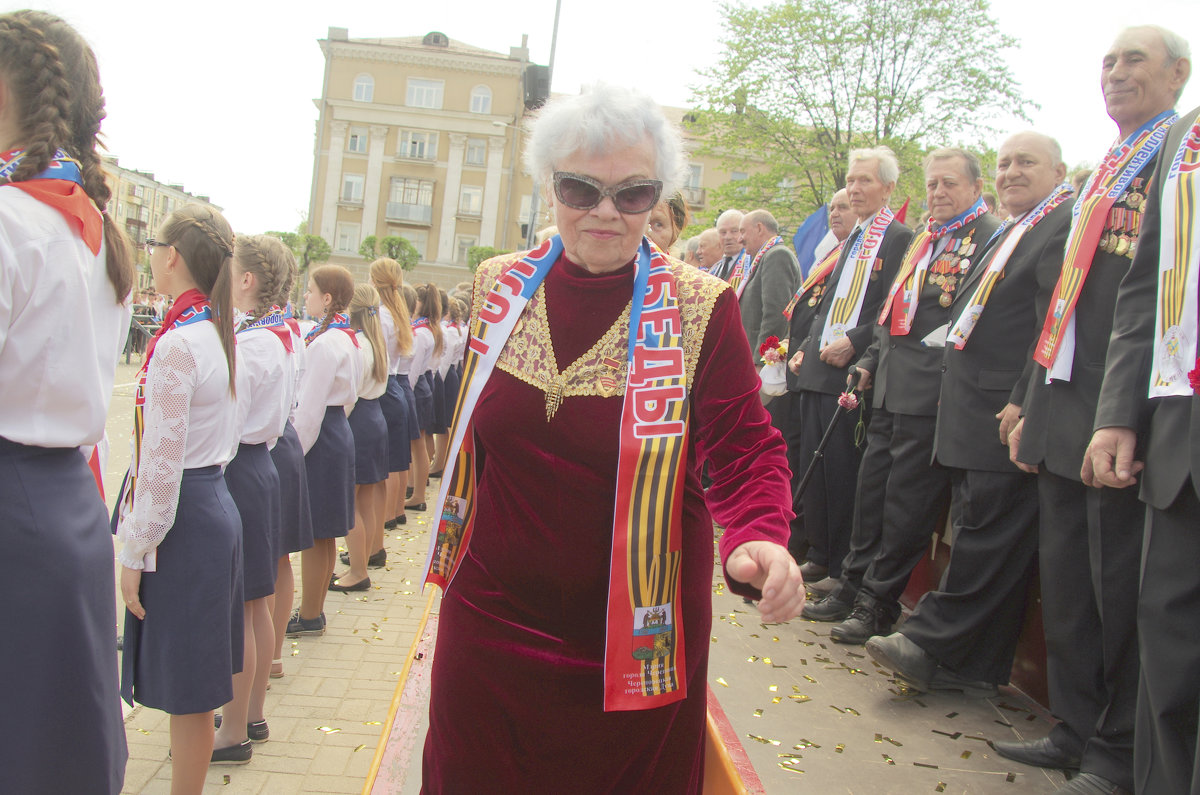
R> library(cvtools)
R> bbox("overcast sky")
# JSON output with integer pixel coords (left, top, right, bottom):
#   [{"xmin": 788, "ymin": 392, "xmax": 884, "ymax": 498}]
[{"xmin": 19, "ymin": 0, "xmax": 1200, "ymax": 235}]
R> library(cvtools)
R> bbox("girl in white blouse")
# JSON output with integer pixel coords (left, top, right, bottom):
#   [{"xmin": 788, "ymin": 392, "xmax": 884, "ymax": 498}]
[
  {"xmin": 211, "ymin": 234, "xmax": 297, "ymax": 761},
  {"xmin": 288, "ymin": 265, "xmax": 361, "ymax": 637},
  {"xmin": 116, "ymin": 204, "xmax": 241, "ymax": 791},
  {"xmin": 334, "ymin": 283, "xmax": 390, "ymax": 590},
  {"xmin": 371, "ymin": 258, "xmax": 416, "ymax": 536},
  {"xmin": 0, "ymin": 12, "xmax": 135, "ymax": 792},
  {"xmin": 407, "ymin": 283, "xmax": 444, "ymax": 512}
]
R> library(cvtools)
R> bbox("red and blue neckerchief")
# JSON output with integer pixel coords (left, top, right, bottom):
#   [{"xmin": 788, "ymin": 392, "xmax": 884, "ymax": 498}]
[
  {"xmin": 0, "ymin": 147, "xmax": 101, "ymax": 254},
  {"xmin": 238, "ymin": 305, "xmax": 293, "ymax": 353}
]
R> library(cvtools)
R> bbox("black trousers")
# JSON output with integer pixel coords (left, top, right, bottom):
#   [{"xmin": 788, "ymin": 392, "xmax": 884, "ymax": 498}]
[
  {"xmin": 1136, "ymin": 483, "xmax": 1200, "ymax": 795},
  {"xmin": 780, "ymin": 390, "xmax": 807, "ymax": 563},
  {"xmin": 900, "ymin": 467, "xmax": 1038, "ymax": 684},
  {"xmin": 1038, "ymin": 470, "xmax": 1141, "ymax": 790},
  {"xmin": 796, "ymin": 390, "xmax": 866, "ymax": 578}
]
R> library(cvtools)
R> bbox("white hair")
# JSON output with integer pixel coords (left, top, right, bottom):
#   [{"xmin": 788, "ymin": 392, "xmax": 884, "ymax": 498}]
[
  {"xmin": 848, "ymin": 146, "xmax": 900, "ymax": 185},
  {"xmin": 1119, "ymin": 25, "xmax": 1192, "ymax": 100},
  {"xmin": 523, "ymin": 83, "xmax": 686, "ymax": 196},
  {"xmin": 716, "ymin": 208, "xmax": 744, "ymax": 227}
]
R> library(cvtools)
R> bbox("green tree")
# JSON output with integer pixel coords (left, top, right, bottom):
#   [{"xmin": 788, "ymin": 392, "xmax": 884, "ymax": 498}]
[
  {"xmin": 359, "ymin": 235, "xmax": 419, "ymax": 270},
  {"xmin": 467, "ymin": 246, "xmax": 511, "ymax": 272},
  {"xmin": 267, "ymin": 219, "xmax": 331, "ymax": 275},
  {"xmin": 690, "ymin": 0, "xmax": 1033, "ymax": 228}
]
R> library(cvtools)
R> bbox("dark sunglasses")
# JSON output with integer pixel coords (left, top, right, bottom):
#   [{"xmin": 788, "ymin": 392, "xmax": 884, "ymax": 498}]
[{"xmin": 552, "ymin": 171, "xmax": 663, "ymax": 214}]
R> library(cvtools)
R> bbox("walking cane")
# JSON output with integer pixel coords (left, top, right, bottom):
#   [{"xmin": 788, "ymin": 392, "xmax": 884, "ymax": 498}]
[{"xmin": 792, "ymin": 366, "xmax": 862, "ymax": 503}]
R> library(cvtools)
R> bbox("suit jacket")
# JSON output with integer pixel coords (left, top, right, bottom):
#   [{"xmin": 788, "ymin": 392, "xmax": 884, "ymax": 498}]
[
  {"xmin": 859, "ymin": 213, "xmax": 1001, "ymax": 416},
  {"xmin": 933, "ymin": 199, "xmax": 1073, "ymax": 472},
  {"xmin": 740, "ymin": 245, "xmax": 801, "ymax": 356},
  {"xmin": 711, "ymin": 251, "xmax": 742, "ymax": 282},
  {"xmin": 792, "ymin": 218, "xmax": 913, "ymax": 395},
  {"xmin": 1019, "ymin": 157, "xmax": 1162, "ymax": 480},
  {"xmin": 1094, "ymin": 106, "xmax": 1200, "ymax": 508}
]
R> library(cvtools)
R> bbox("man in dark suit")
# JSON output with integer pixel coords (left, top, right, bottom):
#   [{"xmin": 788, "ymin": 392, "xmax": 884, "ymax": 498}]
[
  {"xmin": 737, "ymin": 209, "xmax": 801, "ymax": 356},
  {"xmin": 780, "ymin": 191, "xmax": 854, "ymax": 568},
  {"xmin": 789, "ymin": 147, "xmax": 913, "ymax": 583},
  {"xmin": 804, "ymin": 149, "xmax": 1000, "ymax": 646},
  {"xmin": 866, "ymin": 131, "xmax": 1073, "ymax": 697},
  {"xmin": 710, "ymin": 209, "xmax": 745, "ymax": 282},
  {"xmin": 1085, "ymin": 103, "xmax": 1200, "ymax": 795},
  {"xmin": 1002, "ymin": 26, "xmax": 1191, "ymax": 795}
]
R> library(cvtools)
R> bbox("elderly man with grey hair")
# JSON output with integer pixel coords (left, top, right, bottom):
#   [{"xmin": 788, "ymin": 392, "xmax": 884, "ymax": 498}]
[
  {"xmin": 696, "ymin": 227, "xmax": 723, "ymax": 271},
  {"xmin": 1001, "ymin": 26, "xmax": 1191, "ymax": 795},
  {"xmin": 787, "ymin": 146, "xmax": 912, "ymax": 585},
  {"xmin": 710, "ymin": 208, "xmax": 745, "ymax": 281},
  {"xmin": 736, "ymin": 209, "xmax": 801, "ymax": 360}
]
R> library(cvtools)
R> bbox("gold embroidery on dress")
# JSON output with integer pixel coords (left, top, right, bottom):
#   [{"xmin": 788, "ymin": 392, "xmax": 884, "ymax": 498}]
[{"xmin": 474, "ymin": 254, "xmax": 730, "ymax": 414}]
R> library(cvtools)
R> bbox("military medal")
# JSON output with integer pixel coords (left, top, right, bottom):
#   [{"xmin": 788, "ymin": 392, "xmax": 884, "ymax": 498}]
[
  {"xmin": 938, "ymin": 292, "xmax": 953, "ymax": 307},
  {"xmin": 1115, "ymin": 235, "xmax": 1130, "ymax": 257}
]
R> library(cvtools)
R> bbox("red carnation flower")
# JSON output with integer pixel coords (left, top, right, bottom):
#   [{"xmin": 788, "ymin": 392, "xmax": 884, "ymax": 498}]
[
  {"xmin": 1189, "ymin": 358, "xmax": 1200, "ymax": 392},
  {"xmin": 759, "ymin": 335, "xmax": 780, "ymax": 357}
]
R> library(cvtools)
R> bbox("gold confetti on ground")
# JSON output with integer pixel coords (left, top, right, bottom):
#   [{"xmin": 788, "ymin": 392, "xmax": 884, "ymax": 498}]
[
  {"xmin": 317, "ymin": 726, "xmax": 341, "ymax": 734},
  {"xmin": 793, "ymin": 739, "xmax": 821, "ymax": 749},
  {"xmin": 835, "ymin": 743, "xmax": 845, "ymax": 753},
  {"xmin": 913, "ymin": 762, "xmax": 939, "ymax": 769},
  {"xmin": 778, "ymin": 761, "xmax": 804, "ymax": 774},
  {"xmin": 762, "ymin": 657, "xmax": 772, "ymax": 665},
  {"xmin": 936, "ymin": 783, "xmax": 947, "ymax": 792},
  {"xmin": 804, "ymin": 675, "xmax": 817, "ymax": 683},
  {"xmin": 753, "ymin": 709, "xmax": 763, "ymax": 717},
  {"xmin": 364, "ymin": 721, "xmax": 382, "ymax": 725},
  {"xmin": 960, "ymin": 750, "xmax": 972, "ymax": 759},
  {"xmin": 789, "ymin": 695, "xmax": 811, "ymax": 703},
  {"xmin": 223, "ymin": 774, "xmax": 231, "ymax": 785},
  {"xmin": 768, "ymin": 685, "xmax": 778, "ymax": 692},
  {"xmin": 136, "ymin": 728, "xmax": 150, "ymax": 735},
  {"xmin": 771, "ymin": 697, "xmax": 782, "ymax": 704},
  {"xmin": 1006, "ymin": 773, "xmax": 1016, "ymax": 783},
  {"xmin": 882, "ymin": 754, "xmax": 895, "ymax": 765},
  {"xmin": 746, "ymin": 734, "xmax": 781, "ymax": 746},
  {"xmin": 354, "ymin": 744, "xmax": 367, "ymax": 752},
  {"xmin": 716, "ymin": 677, "xmax": 729, "ymax": 687}
]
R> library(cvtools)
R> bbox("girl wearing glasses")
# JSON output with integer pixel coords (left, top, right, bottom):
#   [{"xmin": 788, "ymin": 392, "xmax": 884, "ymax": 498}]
[
  {"xmin": 210, "ymin": 234, "xmax": 298, "ymax": 762},
  {"xmin": 0, "ymin": 11, "xmax": 133, "ymax": 792},
  {"xmin": 116, "ymin": 204, "xmax": 241, "ymax": 792},
  {"xmin": 287, "ymin": 265, "xmax": 361, "ymax": 637},
  {"xmin": 421, "ymin": 85, "xmax": 803, "ymax": 793}
]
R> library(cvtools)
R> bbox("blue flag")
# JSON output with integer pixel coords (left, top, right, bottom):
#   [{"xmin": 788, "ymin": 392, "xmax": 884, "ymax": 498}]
[{"xmin": 792, "ymin": 204, "xmax": 828, "ymax": 279}]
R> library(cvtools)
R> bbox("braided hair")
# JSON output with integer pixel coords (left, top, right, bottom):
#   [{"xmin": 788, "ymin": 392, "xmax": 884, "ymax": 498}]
[
  {"xmin": 307, "ymin": 265, "xmax": 355, "ymax": 341},
  {"xmin": 0, "ymin": 11, "xmax": 134, "ymax": 302},
  {"xmin": 233, "ymin": 234, "xmax": 297, "ymax": 319},
  {"xmin": 159, "ymin": 204, "xmax": 237, "ymax": 393}
]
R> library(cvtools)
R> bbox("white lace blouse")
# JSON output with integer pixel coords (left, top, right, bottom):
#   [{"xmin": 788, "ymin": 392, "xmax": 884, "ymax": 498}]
[{"xmin": 117, "ymin": 320, "xmax": 237, "ymax": 569}]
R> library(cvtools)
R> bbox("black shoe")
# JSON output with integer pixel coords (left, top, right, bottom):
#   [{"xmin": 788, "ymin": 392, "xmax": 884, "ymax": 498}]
[
  {"xmin": 865, "ymin": 632, "xmax": 937, "ymax": 691},
  {"xmin": 285, "ymin": 611, "xmax": 326, "ymax": 637},
  {"xmin": 210, "ymin": 739, "xmax": 252, "ymax": 765},
  {"xmin": 406, "ymin": 502, "xmax": 426, "ymax": 512},
  {"xmin": 929, "ymin": 666, "xmax": 998, "ymax": 698},
  {"xmin": 383, "ymin": 517, "xmax": 398, "ymax": 529},
  {"xmin": 830, "ymin": 604, "xmax": 891, "ymax": 645},
  {"xmin": 213, "ymin": 715, "xmax": 270, "ymax": 743},
  {"xmin": 1056, "ymin": 772, "xmax": 1129, "ymax": 795},
  {"xmin": 802, "ymin": 594, "xmax": 853, "ymax": 622},
  {"xmin": 798, "ymin": 560, "xmax": 828, "ymax": 580},
  {"xmin": 429, "ymin": 469, "xmax": 444, "ymax": 478},
  {"xmin": 338, "ymin": 549, "xmax": 386, "ymax": 568},
  {"xmin": 396, "ymin": 513, "xmax": 406, "ymax": 525},
  {"xmin": 405, "ymin": 487, "xmax": 414, "ymax": 499},
  {"xmin": 990, "ymin": 736, "xmax": 1081, "ymax": 771},
  {"xmin": 329, "ymin": 576, "xmax": 371, "ymax": 592}
]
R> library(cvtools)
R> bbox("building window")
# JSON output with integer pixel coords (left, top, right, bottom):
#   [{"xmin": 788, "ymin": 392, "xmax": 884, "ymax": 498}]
[
  {"xmin": 685, "ymin": 164, "xmax": 703, "ymax": 188},
  {"xmin": 455, "ymin": 234, "xmax": 478, "ymax": 265},
  {"xmin": 406, "ymin": 78, "xmax": 444, "ymax": 109},
  {"xmin": 335, "ymin": 222, "xmax": 360, "ymax": 253},
  {"xmin": 392, "ymin": 228, "xmax": 428, "ymax": 259},
  {"xmin": 347, "ymin": 127, "xmax": 368, "ymax": 153},
  {"xmin": 465, "ymin": 138, "xmax": 487, "ymax": 166},
  {"xmin": 387, "ymin": 177, "xmax": 436, "ymax": 224},
  {"xmin": 353, "ymin": 74, "xmax": 374, "ymax": 102},
  {"xmin": 730, "ymin": 170, "xmax": 748, "ymax": 182},
  {"xmin": 681, "ymin": 164, "xmax": 706, "ymax": 207},
  {"xmin": 469, "ymin": 85, "xmax": 492, "ymax": 114},
  {"xmin": 459, "ymin": 185, "xmax": 483, "ymax": 216},
  {"xmin": 398, "ymin": 131, "xmax": 438, "ymax": 160},
  {"xmin": 341, "ymin": 173, "xmax": 365, "ymax": 204}
]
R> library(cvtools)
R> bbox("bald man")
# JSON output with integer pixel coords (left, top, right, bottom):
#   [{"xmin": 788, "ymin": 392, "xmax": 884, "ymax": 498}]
[
  {"xmin": 736, "ymin": 209, "xmax": 800, "ymax": 356},
  {"xmin": 696, "ymin": 228, "xmax": 723, "ymax": 271}
]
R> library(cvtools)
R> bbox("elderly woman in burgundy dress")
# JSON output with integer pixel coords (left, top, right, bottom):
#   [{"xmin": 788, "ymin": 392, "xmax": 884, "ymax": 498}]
[{"xmin": 420, "ymin": 83, "xmax": 803, "ymax": 793}]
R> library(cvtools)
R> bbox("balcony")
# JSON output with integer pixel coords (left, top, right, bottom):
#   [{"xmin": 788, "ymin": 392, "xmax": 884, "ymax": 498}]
[
  {"xmin": 386, "ymin": 202, "xmax": 433, "ymax": 225},
  {"xmin": 681, "ymin": 186, "xmax": 706, "ymax": 207}
]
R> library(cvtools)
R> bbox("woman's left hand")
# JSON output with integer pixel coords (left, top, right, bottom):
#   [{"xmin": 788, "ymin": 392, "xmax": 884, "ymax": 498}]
[
  {"xmin": 726, "ymin": 541, "xmax": 805, "ymax": 623},
  {"xmin": 121, "ymin": 566, "xmax": 146, "ymax": 620}
]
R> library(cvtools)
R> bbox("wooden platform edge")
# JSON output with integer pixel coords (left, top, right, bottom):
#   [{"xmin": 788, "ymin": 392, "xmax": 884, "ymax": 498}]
[{"xmin": 704, "ymin": 684, "xmax": 765, "ymax": 795}]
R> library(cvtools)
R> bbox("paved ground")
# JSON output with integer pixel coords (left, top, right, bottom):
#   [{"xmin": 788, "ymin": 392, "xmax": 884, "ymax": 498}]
[{"xmin": 107, "ymin": 359, "xmax": 1066, "ymax": 793}]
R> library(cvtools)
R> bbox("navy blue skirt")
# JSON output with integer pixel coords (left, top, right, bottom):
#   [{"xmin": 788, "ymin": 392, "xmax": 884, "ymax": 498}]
[
  {"xmin": 271, "ymin": 421, "xmax": 314, "ymax": 555},
  {"xmin": 305, "ymin": 405, "xmax": 355, "ymax": 539},
  {"xmin": 349, "ymin": 396, "xmax": 389, "ymax": 485},
  {"xmin": 431, "ymin": 371, "xmax": 448, "ymax": 434},
  {"xmin": 121, "ymin": 465, "xmax": 244, "ymax": 715},
  {"xmin": 1, "ymin": 438, "xmax": 126, "ymax": 794},
  {"xmin": 443, "ymin": 365, "xmax": 461, "ymax": 428},
  {"xmin": 396, "ymin": 373, "xmax": 421, "ymax": 441},
  {"xmin": 379, "ymin": 375, "xmax": 413, "ymax": 472},
  {"xmin": 414, "ymin": 371, "xmax": 435, "ymax": 434},
  {"xmin": 225, "ymin": 442, "xmax": 281, "ymax": 600}
]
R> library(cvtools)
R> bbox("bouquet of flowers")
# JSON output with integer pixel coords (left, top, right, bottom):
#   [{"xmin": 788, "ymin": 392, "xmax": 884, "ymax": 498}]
[{"xmin": 757, "ymin": 336, "xmax": 789, "ymax": 400}]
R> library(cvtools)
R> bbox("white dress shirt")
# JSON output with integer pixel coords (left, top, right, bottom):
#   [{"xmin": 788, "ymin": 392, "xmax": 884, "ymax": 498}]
[
  {"xmin": 233, "ymin": 325, "xmax": 292, "ymax": 445},
  {"xmin": 438, "ymin": 322, "xmax": 461, "ymax": 377},
  {"xmin": 408, "ymin": 325, "xmax": 435, "ymax": 388},
  {"xmin": 0, "ymin": 187, "xmax": 130, "ymax": 447},
  {"xmin": 353, "ymin": 331, "xmax": 388, "ymax": 402},
  {"xmin": 293, "ymin": 327, "xmax": 360, "ymax": 453},
  {"xmin": 116, "ymin": 320, "xmax": 238, "ymax": 569}
]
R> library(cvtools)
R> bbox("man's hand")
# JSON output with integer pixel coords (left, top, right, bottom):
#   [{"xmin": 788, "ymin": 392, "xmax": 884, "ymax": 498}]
[
  {"xmin": 1082, "ymin": 427, "xmax": 1142, "ymax": 488},
  {"xmin": 851, "ymin": 366, "xmax": 872, "ymax": 392},
  {"xmin": 788, "ymin": 350, "xmax": 804, "ymax": 374},
  {"xmin": 1006, "ymin": 417, "xmax": 1038, "ymax": 473},
  {"xmin": 995, "ymin": 403, "xmax": 1021, "ymax": 446},
  {"xmin": 725, "ymin": 541, "xmax": 805, "ymax": 623},
  {"xmin": 819, "ymin": 336, "xmax": 856, "ymax": 368}
]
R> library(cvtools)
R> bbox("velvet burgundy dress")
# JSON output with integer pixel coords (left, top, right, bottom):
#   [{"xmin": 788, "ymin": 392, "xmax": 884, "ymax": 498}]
[{"xmin": 421, "ymin": 255, "xmax": 793, "ymax": 793}]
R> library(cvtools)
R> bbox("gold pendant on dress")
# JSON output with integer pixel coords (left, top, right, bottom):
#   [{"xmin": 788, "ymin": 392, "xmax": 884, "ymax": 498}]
[{"xmin": 545, "ymin": 378, "xmax": 565, "ymax": 421}]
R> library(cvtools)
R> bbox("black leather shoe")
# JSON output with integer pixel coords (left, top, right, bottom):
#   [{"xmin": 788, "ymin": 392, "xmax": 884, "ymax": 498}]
[
  {"xmin": 865, "ymin": 633, "xmax": 937, "ymax": 691},
  {"xmin": 338, "ymin": 549, "xmax": 386, "ymax": 568},
  {"xmin": 799, "ymin": 561, "xmax": 828, "ymax": 580},
  {"xmin": 213, "ymin": 715, "xmax": 269, "ymax": 743},
  {"xmin": 830, "ymin": 604, "xmax": 891, "ymax": 645},
  {"xmin": 210, "ymin": 739, "xmax": 252, "ymax": 765},
  {"xmin": 929, "ymin": 666, "xmax": 998, "ymax": 698},
  {"xmin": 1056, "ymin": 772, "xmax": 1130, "ymax": 794},
  {"xmin": 329, "ymin": 576, "xmax": 371, "ymax": 592},
  {"xmin": 990, "ymin": 736, "xmax": 1081, "ymax": 771},
  {"xmin": 802, "ymin": 594, "xmax": 853, "ymax": 622}
]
